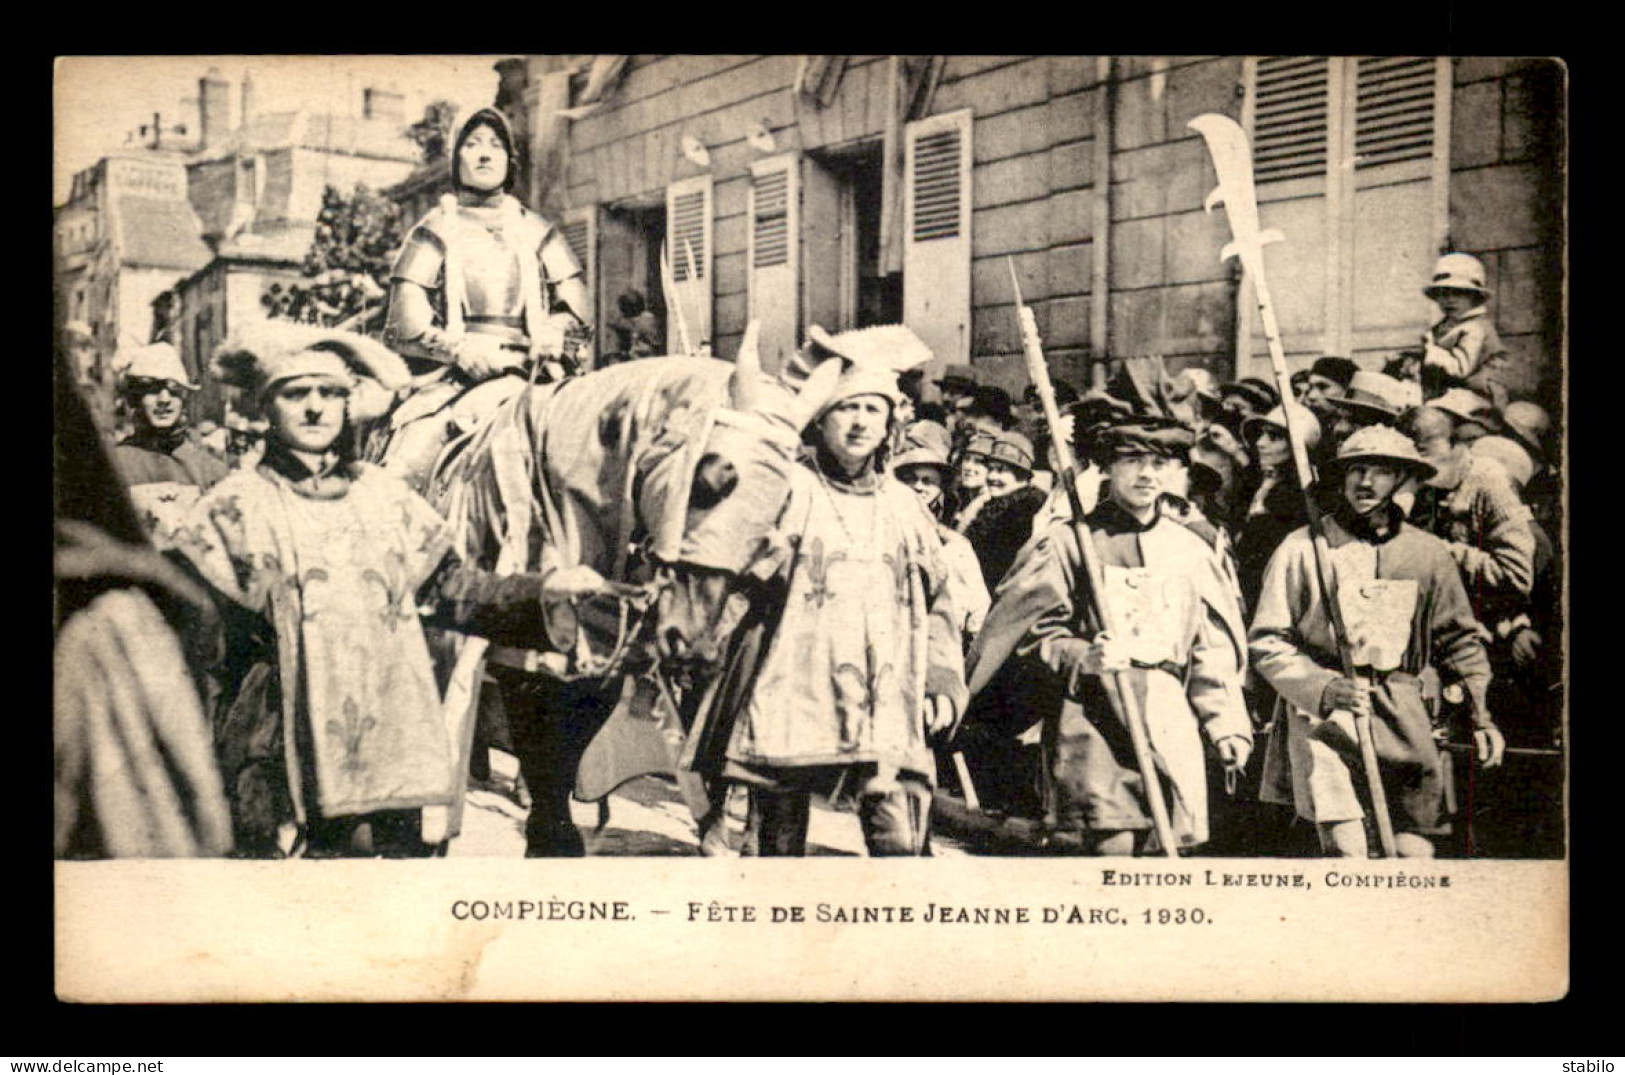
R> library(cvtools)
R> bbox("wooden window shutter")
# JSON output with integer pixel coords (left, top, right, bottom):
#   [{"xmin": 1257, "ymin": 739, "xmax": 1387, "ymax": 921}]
[
  {"xmin": 1353, "ymin": 56, "xmax": 1437, "ymax": 169},
  {"xmin": 748, "ymin": 154, "xmax": 799, "ymax": 372},
  {"xmin": 1240, "ymin": 56, "xmax": 1339, "ymax": 369},
  {"xmin": 1346, "ymin": 57, "xmax": 1449, "ymax": 359},
  {"xmin": 665, "ymin": 174, "xmax": 714, "ymax": 352},
  {"xmin": 1253, "ymin": 56, "xmax": 1331, "ymax": 183},
  {"xmin": 903, "ymin": 108, "xmax": 972, "ymax": 378},
  {"xmin": 561, "ymin": 206, "xmax": 597, "ymax": 341}
]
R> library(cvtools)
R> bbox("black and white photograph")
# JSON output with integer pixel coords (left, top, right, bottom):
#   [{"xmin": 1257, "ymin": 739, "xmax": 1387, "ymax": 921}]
[{"xmin": 51, "ymin": 54, "xmax": 1567, "ymax": 1002}]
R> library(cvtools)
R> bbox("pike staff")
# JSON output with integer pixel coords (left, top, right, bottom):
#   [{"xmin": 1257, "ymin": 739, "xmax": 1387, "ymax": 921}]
[
  {"xmin": 1189, "ymin": 113, "xmax": 1398, "ymax": 857},
  {"xmin": 1008, "ymin": 258, "xmax": 1179, "ymax": 859}
]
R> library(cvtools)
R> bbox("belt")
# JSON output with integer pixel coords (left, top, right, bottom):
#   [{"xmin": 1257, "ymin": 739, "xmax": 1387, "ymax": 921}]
[
  {"xmin": 465, "ymin": 320, "xmax": 530, "ymax": 348},
  {"xmin": 1350, "ymin": 666, "xmax": 1419, "ymax": 685},
  {"xmin": 1130, "ymin": 658, "xmax": 1187, "ymax": 681}
]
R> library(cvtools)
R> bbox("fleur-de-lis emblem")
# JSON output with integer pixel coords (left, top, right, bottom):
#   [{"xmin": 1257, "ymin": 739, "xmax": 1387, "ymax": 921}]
[
  {"xmin": 803, "ymin": 536, "xmax": 847, "ymax": 609},
  {"xmin": 361, "ymin": 549, "xmax": 417, "ymax": 630},
  {"xmin": 291, "ymin": 567, "xmax": 331, "ymax": 620},
  {"xmin": 832, "ymin": 641, "xmax": 894, "ymax": 752},
  {"xmin": 325, "ymin": 696, "xmax": 376, "ymax": 775},
  {"xmin": 169, "ymin": 522, "xmax": 213, "ymax": 554}
]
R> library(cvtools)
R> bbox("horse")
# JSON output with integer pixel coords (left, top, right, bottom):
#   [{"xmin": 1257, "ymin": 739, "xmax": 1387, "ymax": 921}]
[{"xmin": 403, "ymin": 330, "xmax": 843, "ymax": 854}]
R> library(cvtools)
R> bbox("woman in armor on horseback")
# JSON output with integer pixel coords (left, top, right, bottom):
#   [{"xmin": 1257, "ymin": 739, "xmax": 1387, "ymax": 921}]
[{"xmin": 380, "ymin": 107, "xmax": 590, "ymax": 485}]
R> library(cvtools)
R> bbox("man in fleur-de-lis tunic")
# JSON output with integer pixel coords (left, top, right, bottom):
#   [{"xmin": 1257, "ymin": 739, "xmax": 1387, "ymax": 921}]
[
  {"xmin": 172, "ymin": 324, "xmax": 603, "ymax": 858},
  {"xmin": 718, "ymin": 331, "xmax": 967, "ymax": 856},
  {"xmin": 963, "ymin": 413, "xmax": 1253, "ymax": 855}
]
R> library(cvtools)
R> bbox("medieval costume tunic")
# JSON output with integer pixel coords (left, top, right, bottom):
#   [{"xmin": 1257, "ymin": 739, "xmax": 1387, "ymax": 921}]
[
  {"xmin": 723, "ymin": 458, "xmax": 968, "ymax": 809},
  {"xmin": 1250, "ymin": 502, "xmax": 1494, "ymax": 834},
  {"xmin": 171, "ymin": 446, "xmax": 553, "ymax": 847},
  {"xmin": 965, "ymin": 499, "xmax": 1252, "ymax": 849},
  {"xmin": 112, "ymin": 427, "xmax": 229, "ymax": 549}
]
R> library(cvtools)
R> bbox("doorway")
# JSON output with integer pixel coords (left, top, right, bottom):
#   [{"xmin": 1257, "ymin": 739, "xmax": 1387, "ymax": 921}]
[
  {"xmin": 807, "ymin": 141, "xmax": 902, "ymax": 331},
  {"xmin": 597, "ymin": 201, "xmax": 667, "ymax": 361}
]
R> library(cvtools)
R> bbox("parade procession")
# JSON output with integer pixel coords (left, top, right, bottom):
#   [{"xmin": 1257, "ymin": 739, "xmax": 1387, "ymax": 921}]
[{"xmin": 54, "ymin": 55, "xmax": 1565, "ymax": 863}]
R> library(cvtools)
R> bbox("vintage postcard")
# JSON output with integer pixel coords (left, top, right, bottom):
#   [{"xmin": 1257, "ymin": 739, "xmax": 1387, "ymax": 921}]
[{"xmin": 53, "ymin": 54, "xmax": 1567, "ymax": 1003}]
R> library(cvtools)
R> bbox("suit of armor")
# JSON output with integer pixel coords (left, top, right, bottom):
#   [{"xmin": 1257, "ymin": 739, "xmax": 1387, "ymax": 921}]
[{"xmin": 388, "ymin": 191, "xmax": 585, "ymax": 374}]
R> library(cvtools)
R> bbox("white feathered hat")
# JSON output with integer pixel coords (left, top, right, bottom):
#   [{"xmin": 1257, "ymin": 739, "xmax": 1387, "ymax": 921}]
[{"xmin": 212, "ymin": 322, "xmax": 410, "ymax": 421}]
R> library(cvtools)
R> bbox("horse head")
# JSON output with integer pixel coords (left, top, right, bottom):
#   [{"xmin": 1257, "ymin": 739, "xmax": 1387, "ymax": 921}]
[{"xmin": 634, "ymin": 324, "xmax": 841, "ymax": 681}]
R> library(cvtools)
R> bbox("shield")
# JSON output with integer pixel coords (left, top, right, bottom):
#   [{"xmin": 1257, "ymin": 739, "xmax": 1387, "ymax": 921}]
[{"xmin": 1337, "ymin": 578, "xmax": 1418, "ymax": 672}]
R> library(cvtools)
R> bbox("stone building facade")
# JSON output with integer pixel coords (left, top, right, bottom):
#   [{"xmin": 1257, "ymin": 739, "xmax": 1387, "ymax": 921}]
[
  {"xmin": 500, "ymin": 55, "xmax": 1561, "ymax": 407},
  {"xmin": 54, "ymin": 153, "xmax": 212, "ymax": 369}
]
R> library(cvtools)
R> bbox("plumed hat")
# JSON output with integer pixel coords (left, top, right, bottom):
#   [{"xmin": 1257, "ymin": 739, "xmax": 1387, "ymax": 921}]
[
  {"xmin": 1080, "ymin": 356, "xmax": 1198, "ymax": 463},
  {"xmin": 1088, "ymin": 417, "xmax": 1196, "ymax": 466},
  {"xmin": 212, "ymin": 322, "xmax": 410, "ymax": 420},
  {"xmin": 792, "ymin": 324, "xmax": 935, "ymax": 380},
  {"xmin": 818, "ymin": 363, "xmax": 906, "ymax": 418},
  {"xmin": 791, "ymin": 324, "xmax": 933, "ymax": 421}
]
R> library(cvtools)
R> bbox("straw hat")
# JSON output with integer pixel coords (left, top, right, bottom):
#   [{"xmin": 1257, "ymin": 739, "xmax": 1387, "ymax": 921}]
[
  {"xmin": 1326, "ymin": 370, "xmax": 1411, "ymax": 422},
  {"xmin": 1431, "ymin": 387, "xmax": 1496, "ymax": 427}
]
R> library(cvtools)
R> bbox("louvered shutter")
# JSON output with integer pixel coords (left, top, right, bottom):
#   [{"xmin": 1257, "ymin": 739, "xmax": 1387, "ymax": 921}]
[
  {"xmin": 1253, "ymin": 56, "xmax": 1331, "ymax": 183},
  {"xmin": 903, "ymin": 109, "xmax": 972, "ymax": 381},
  {"xmin": 561, "ymin": 207, "xmax": 597, "ymax": 351},
  {"xmin": 748, "ymin": 155, "xmax": 799, "ymax": 372},
  {"xmin": 665, "ymin": 174, "xmax": 713, "ymax": 352},
  {"xmin": 1347, "ymin": 56, "xmax": 1448, "ymax": 358},
  {"xmin": 1244, "ymin": 57, "xmax": 1337, "ymax": 365},
  {"xmin": 1239, "ymin": 56, "xmax": 1449, "ymax": 372},
  {"xmin": 1354, "ymin": 56, "xmax": 1437, "ymax": 169}
]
